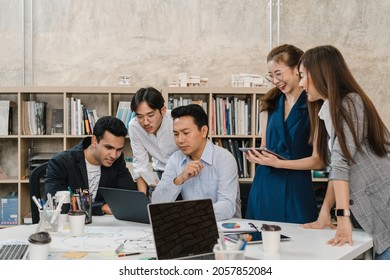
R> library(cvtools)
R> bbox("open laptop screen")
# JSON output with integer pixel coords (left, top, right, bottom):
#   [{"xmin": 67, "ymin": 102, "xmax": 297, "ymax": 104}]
[{"xmin": 148, "ymin": 199, "xmax": 219, "ymax": 260}]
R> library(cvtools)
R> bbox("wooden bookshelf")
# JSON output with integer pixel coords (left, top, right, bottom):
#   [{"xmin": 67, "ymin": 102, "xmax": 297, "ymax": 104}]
[{"xmin": 0, "ymin": 86, "xmax": 140, "ymax": 227}]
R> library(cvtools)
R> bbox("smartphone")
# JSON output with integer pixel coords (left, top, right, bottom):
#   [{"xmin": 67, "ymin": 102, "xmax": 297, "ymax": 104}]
[
  {"xmin": 238, "ymin": 147, "xmax": 287, "ymax": 160},
  {"xmin": 224, "ymin": 232, "xmax": 291, "ymax": 244}
]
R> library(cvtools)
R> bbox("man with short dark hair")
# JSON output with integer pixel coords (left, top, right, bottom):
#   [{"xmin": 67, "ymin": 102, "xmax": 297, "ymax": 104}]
[
  {"xmin": 151, "ymin": 104, "xmax": 241, "ymax": 221},
  {"xmin": 128, "ymin": 87, "xmax": 178, "ymax": 195},
  {"xmin": 45, "ymin": 116, "xmax": 136, "ymax": 215}
]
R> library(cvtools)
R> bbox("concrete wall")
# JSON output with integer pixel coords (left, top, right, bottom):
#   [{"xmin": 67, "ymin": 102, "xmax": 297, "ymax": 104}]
[{"xmin": 1, "ymin": 0, "xmax": 389, "ymax": 126}]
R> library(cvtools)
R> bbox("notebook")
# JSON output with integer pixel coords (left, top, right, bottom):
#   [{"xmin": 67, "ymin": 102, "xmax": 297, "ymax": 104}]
[
  {"xmin": 99, "ymin": 187, "xmax": 150, "ymax": 224},
  {"xmin": 148, "ymin": 199, "xmax": 219, "ymax": 260}
]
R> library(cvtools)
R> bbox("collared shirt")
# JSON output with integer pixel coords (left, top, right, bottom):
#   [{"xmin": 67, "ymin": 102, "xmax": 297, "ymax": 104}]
[
  {"xmin": 128, "ymin": 110, "xmax": 178, "ymax": 180},
  {"xmin": 151, "ymin": 140, "xmax": 241, "ymax": 221},
  {"xmin": 318, "ymin": 99, "xmax": 333, "ymax": 152}
]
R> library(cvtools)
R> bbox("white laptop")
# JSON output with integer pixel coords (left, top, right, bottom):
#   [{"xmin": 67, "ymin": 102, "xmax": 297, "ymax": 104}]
[{"xmin": 147, "ymin": 199, "xmax": 219, "ymax": 260}]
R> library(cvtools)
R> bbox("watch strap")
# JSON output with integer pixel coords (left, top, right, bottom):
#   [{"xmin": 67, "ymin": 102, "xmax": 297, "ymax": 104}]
[{"xmin": 335, "ymin": 209, "xmax": 351, "ymax": 217}]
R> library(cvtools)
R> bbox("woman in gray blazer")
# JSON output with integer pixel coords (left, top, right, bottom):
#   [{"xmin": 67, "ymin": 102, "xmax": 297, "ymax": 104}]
[{"xmin": 298, "ymin": 45, "xmax": 390, "ymax": 260}]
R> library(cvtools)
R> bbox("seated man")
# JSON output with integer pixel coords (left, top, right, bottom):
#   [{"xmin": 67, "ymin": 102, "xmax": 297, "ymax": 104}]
[
  {"xmin": 45, "ymin": 116, "xmax": 136, "ymax": 215},
  {"xmin": 151, "ymin": 104, "xmax": 241, "ymax": 221}
]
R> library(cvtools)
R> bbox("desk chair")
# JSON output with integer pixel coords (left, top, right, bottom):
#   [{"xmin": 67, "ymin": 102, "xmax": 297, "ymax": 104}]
[
  {"xmin": 239, "ymin": 182, "xmax": 252, "ymax": 218},
  {"xmin": 29, "ymin": 162, "xmax": 48, "ymax": 224}
]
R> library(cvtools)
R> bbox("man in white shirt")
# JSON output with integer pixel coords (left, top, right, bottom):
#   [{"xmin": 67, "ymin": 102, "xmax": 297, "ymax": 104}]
[
  {"xmin": 128, "ymin": 87, "xmax": 178, "ymax": 195},
  {"xmin": 151, "ymin": 104, "xmax": 241, "ymax": 221}
]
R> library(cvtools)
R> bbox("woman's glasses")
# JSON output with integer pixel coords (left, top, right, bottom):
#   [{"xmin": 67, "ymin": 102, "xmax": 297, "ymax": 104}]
[{"xmin": 265, "ymin": 68, "xmax": 291, "ymax": 84}]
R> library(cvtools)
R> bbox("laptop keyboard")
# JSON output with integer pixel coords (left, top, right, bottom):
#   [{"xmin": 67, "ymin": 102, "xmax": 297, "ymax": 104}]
[{"xmin": 0, "ymin": 244, "xmax": 29, "ymax": 260}]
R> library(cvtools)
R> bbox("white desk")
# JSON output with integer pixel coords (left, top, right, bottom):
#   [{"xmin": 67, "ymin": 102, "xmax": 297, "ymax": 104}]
[
  {"xmin": 0, "ymin": 215, "xmax": 373, "ymax": 260},
  {"xmin": 235, "ymin": 219, "xmax": 373, "ymax": 260}
]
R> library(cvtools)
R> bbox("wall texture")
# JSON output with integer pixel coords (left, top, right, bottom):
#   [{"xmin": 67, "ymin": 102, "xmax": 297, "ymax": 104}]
[{"xmin": 0, "ymin": 0, "xmax": 390, "ymax": 127}]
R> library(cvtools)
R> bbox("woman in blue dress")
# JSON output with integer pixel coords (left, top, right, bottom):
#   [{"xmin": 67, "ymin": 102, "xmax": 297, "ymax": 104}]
[{"xmin": 245, "ymin": 44, "xmax": 324, "ymax": 223}]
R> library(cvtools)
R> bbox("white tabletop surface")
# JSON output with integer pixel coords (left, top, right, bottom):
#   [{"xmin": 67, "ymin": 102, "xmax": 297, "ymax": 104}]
[{"xmin": 0, "ymin": 215, "xmax": 373, "ymax": 260}]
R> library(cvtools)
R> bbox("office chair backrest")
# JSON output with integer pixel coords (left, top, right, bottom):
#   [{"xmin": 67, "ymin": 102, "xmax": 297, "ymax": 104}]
[{"xmin": 29, "ymin": 161, "xmax": 48, "ymax": 224}]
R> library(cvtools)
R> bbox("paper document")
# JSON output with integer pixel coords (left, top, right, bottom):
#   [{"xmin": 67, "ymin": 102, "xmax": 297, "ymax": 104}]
[{"xmin": 217, "ymin": 221, "xmax": 258, "ymax": 233}]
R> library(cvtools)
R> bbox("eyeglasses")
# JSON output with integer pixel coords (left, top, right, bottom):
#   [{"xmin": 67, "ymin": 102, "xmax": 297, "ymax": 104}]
[
  {"xmin": 265, "ymin": 68, "xmax": 291, "ymax": 84},
  {"xmin": 136, "ymin": 111, "xmax": 158, "ymax": 123}
]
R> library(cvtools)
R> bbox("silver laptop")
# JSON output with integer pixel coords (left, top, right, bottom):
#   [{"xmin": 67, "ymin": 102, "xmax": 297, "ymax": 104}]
[
  {"xmin": 148, "ymin": 199, "xmax": 218, "ymax": 260},
  {"xmin": 0, "ymin": 244, "xmax": 29, "ymax": 260},
  {"xmin": 99, "ymin": 187, "xmax": 150, "ymax": 224}
]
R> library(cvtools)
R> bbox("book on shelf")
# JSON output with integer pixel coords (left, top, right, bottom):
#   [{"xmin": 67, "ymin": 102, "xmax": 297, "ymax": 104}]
[
  {"xmin": 167, "ymin": 97, "xmax": 208, "ymax": 113},
  {"xmin": 86, "ymin": 108, "xmax": 98, "ymax": 133},
  {"xmin": 247, "ymin": 96, "xmax": 251, "ymax": 135},
  {"xmin": 66, "ymin": 97, "xmax": 98, "ymax": 135},
  {"xmin": 83, "ymin": 107, "xmax": 92, "ymax": 135},
  {"xmin": 50, "ymin": 108, "xmax": 64, "ymax": 135},
  {"xmin": 212, "ymin": 96, "xmax": 250, "ymax": 136},
  {"xmin": 220, "ymin": 138, "xmax": 249, "ymax": 178},
  {"xmin": 230, "ymin": 139, "xmax": 244, "ymax": 178},
  {"xmin": 0, "ymin": 100, "xmax": 16, "ymax": 135},
  {"xmin": 115, "ymin": 101, "xmax": 134, "ymax": 129},
  {"xmin": 21, "ymin": 101, "xmax": 47, "ymax": 135},
  {"xmin": 241, "ymin": 139, "xmax": 249, "ymax": 178},
  {"xmin": 0, "ymin": 193, "xmax": 18, "ymax": 225}
]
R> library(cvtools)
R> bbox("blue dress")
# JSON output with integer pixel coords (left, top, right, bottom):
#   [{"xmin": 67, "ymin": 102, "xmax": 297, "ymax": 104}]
[{"xmin": 245, "ymin": 92, "xmax": 318, "ymax": 224}]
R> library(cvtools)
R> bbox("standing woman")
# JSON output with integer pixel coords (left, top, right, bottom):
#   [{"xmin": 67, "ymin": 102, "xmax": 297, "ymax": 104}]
[
  {"xmin": 245, "ymin": 44, "xmax": 323, "ymax": 224},
  {"xmin": 300, "ymin": 45, "xmax": 390, "ymax": 260}
]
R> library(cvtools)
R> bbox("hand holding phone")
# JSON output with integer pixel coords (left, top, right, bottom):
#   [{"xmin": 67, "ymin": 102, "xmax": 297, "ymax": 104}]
[{"xmin": 239, "ymin": 147, "xmax": 287, "ymax": 160}]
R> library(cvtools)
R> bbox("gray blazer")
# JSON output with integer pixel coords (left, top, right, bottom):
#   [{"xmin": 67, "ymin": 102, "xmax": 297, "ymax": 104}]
[{"xmin": 327, "ymin": 93, "xmax": 390, "ymax": 254}]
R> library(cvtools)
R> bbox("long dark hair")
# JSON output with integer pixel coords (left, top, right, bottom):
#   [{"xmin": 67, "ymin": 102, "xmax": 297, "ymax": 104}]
[
  {"xmin": 300, "ymin": 45, "xmax": 390, "ymax": 164},
  {"xmin": 261, "ymin": 44, "xmax": 304, "ymax": 112}
]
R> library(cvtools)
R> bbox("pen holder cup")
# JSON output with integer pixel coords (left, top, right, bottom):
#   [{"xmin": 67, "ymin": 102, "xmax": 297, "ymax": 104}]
[
  {"xmin": 70, "ymin": 193, "xmax": 93, "ymax": 224},
  {"xmin": 213, "ymin": 244, "xmax": 245, "ymax": 260},
  {"xmin": 38, "ymin": 209, "xmax": 60, "ymax": 232},
  {"xmin": 68, "ymin": 210, "xmax": 86, "ymax": 236},
  {"xmin": 55, "ymin": 190, "xmax": 71, "ymax": 224}
]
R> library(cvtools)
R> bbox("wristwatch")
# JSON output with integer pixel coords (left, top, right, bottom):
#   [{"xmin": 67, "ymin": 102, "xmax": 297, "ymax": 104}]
[{"xmin": 335, "ymin": 209, "xmax": 351, "ymax": 217}]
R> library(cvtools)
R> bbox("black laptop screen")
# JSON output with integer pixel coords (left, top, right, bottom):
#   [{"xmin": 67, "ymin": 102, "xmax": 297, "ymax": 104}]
[{"xmin": 148, "ymin": 199, "xmax": 219, "ymax": 260}]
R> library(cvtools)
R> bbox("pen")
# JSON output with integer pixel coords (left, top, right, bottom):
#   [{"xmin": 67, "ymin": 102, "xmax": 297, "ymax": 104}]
[
  {"xmin": 218, "ymin": 231, "xmax": 226, "ymax": 250},
  {"xmin": 240, "ymin": 234, "xmax": 253, "ymax": 250},
  {"xmin": 50, "ymin": 195, "xmax": 66, "ymax": 224},
  {"xmin": 118, "ymin": 252, "xmax": 141, "ymax": 257},
  {"xmin": 115, "ymin": 240, "xmax": 127, "ymax": 254},
  {"xmin": 32, "ymin": 196, "xmax": 43, "ymax": 210},
  {"xmin": 47, "ymin": 193, "xmax": 53, "ymax": 210},
  {"xmin": 40, "ymin": 198, "xmax": 45, "ymax": 209}
]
